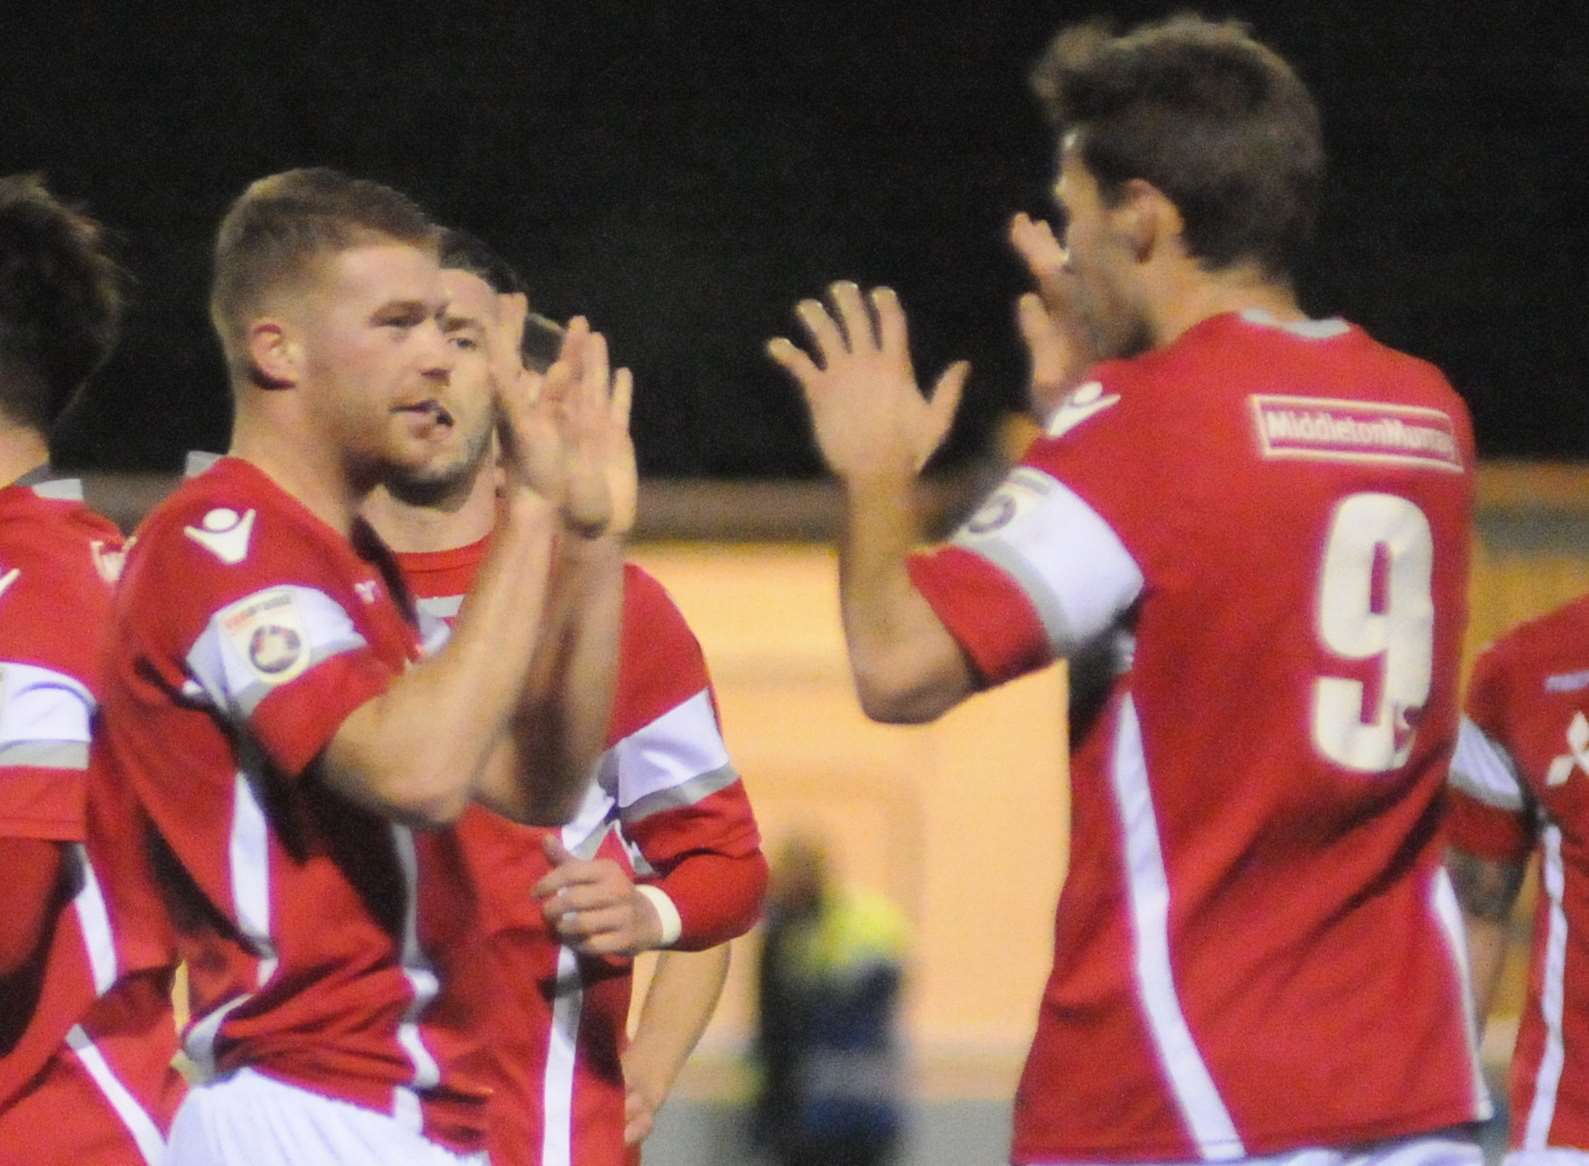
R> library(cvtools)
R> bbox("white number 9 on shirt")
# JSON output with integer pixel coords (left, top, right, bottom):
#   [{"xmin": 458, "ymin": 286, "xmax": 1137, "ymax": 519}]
[{"xmin": 1312, "ymin": 492, "xmax": 1435, "ymax": 773}]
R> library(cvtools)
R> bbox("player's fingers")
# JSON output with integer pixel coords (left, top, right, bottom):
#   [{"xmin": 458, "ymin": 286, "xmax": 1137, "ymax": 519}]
[
  {"xmin": 582, "ymin": 330, "xmax": 611, "ymax": 410},
  {"xmin": 766, "ymin": 337, "xmax": 821, "ymax": 385},
  {"xmin": 925, "ymin": 361, "xmax": 971, "ymax": 449},
  {"xmin": 541, "ymin": 832, "xmax": 577, "ymax": 866},
  {"xmin": 827, "ymin": 281, "xmax": 875, "ymax": 353},
  {"xmin": 794, "ymin": 299, "xmax": 845, "ymax": 366},
  {"xmin": 869, "ymin": 287, "xmax": 910, "ymax": 369},
  {"xmin": 495, "ymin": 292, "xmax": 529, "ymax": 345},
  {"xmin": 556, "ymin": 316, "xmax": 590, "ymax": 379},
  {"xmin": 554, "ymin": 880, "xmax": 631, "ymax": 913},
  {"xmin": 560, "ymin": 907, "xmax": 629, "ymax": 944},
  {"xmin": 623, "ymin": 1103, "xmax": 653, "ymax": 1147},
  {"xmin": 611, "ymin": 368, "xmax": 634, "ymax": 430},
  {"xmin": 538, "ymin": 357, "xmax": 575, "ymax": 408}
]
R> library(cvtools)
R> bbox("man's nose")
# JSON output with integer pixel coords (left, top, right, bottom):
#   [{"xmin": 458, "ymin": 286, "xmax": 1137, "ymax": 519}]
[{"xmin": 420, "ymin": 319, "xmax": 453, "ymax": 381}]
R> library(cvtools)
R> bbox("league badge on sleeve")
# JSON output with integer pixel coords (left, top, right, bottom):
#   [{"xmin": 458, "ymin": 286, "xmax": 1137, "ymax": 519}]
[
  {"xmin": 220, "ymin": 587, "xmax": 311, "ymax": 686},
  {"xmin": 959, "ymin": 467, "xmax": 1053, "ymax": 539}
]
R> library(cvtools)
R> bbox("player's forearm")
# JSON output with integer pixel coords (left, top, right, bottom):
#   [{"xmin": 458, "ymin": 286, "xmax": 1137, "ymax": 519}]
[
  {"xmin": 626, "ymin": 945, "xmax": 731, "ymax": 1101},
  {"xmin": 839, "ymin": 471, "xmax": 971, "ymax": 723},
  {"xmin": 650, "ymin": 849, "xmax": 769, "ymax": 949},
  {"xmin": 321, "ymin": 495, "xmax": 560, "ymax": 826},
  {"xmin": 1447, "ymin": 845, "xmax": 1527, "ymax": 1027},
  {"xmin": 513, "ymin": 533, "xmax": 625, "ymax": 824},
  {"xmin": 1463, "ymin": 911, "xmax": 1510, "ymax": 1030}
]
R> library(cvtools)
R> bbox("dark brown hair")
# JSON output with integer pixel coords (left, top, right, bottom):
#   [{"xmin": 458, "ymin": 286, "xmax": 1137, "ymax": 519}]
[
  {"xmin": 438, "ymin": 227, "xmax": 564, "ymax": 373},
  {"xmin": 0, "ymin": 174, "xmax": 125, "ymax": 431},
  {"xmin": 1033, "ymin": 15, "xmax": 1323, "ymax": 279},
  {"xmin": 210, "ymin": 168, "xmax": 436, "ymax": 375}
]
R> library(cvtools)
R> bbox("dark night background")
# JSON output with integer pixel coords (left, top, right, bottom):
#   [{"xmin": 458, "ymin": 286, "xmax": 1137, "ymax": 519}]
[{"xmin": 3, "ymin": 1, "xmax": 1586, "ymax": 477}]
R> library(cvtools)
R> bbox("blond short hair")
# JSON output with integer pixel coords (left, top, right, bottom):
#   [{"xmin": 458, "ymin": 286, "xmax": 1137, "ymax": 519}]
[{"xmin": 209, "ymin": 168, "xmax": 436, "ymax": 377}]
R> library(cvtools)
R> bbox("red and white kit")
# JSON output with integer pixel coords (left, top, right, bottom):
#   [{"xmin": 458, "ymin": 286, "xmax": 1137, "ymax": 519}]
[
  {"xmin": 399, "ymin": 544, "xmax": 766, "ymax": 1166},
  {"xmin": 907, "ymin": 311, "xmax": 1487, "ymax": 1161},
  {"xmin": 0, "ymin": 475, "xmax": 183, "ymax": 1166},
  {"xmin": 1447, "ymin": 595, "xmax": 1589, "ymax": 1151},
  {"xmin": 99, "ymin": 457, "xmax": 491, "ymax": 1155}
]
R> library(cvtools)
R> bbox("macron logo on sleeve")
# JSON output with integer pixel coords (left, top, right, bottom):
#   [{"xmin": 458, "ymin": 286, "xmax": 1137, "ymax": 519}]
[
  {"xmin": 1046, "ymin": 381, "xmax": 1121, "ymax": 439},
  {"xmin": 184, "ymin": 508, "xmax": 256, "ymax": 566},
  {"xmin": 1547, "ymin": 712, "xmax": 1589, "ymax": 788},
  {"xmin": 0, "ymin": 568, "xmax": 19, "ymax": 604}
]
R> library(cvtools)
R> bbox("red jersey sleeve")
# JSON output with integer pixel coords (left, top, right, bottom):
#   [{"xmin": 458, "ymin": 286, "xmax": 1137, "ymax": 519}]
[
  {"xmin": 0, "ymin": 524, "xmax": 117, "ymax": 841},
  {"xmin": 607, "ymin": 566, "xmax": 766, "ymax": 948},
  {"xmin": 1446, "ymin": 644, "xmax": 1534, "ymax": 863},
  {"xmin": 908, "ymin": 372, "xmax": 1150, "ymax": 688},
  {"xmin": 129, "ymin": 506, "xmax": 400, "ymax": 781}
]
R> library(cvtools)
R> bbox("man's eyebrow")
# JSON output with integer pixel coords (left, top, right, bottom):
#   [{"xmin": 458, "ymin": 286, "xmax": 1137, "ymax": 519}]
[
  {"xmin": 371, "ymin": 298, "xmax": 431, "ymax": 320},
  {"xmin": 441, "ymin": 312, "xmax": 485, "ymax": 333}
]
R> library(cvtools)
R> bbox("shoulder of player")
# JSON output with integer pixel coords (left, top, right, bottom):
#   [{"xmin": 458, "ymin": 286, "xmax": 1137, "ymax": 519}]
[
  {"xmin": 1482, "ymin": 595, "xmax": 1589, "ymax": 686},
  {"xmin": 622, "ymin": 562, "xmax": 691, "ymax": 634},
  {"xmin": 130, "ymin": 469, "xmax": 333, "ymax": 581},
  {"xmin": 0, "ymin": 490, "xmax": 123, "ymax": 596},
  {"xmin": 1019, "ymin": 358, "xmax": 1168, "ymax": 475}
]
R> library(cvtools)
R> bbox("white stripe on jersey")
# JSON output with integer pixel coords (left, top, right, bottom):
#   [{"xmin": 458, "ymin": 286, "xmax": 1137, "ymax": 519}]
[
  {"xmin": 1524, "ymin": 823, "xmax": 1570, "ymax": 1149},
  {"xmin": 186, "ymin": 770, "xmax": 276, "ymax": 1077},
  {"xmin": 390, "ymin": 825, "xmax": 442, "ymax": 1100},
  {"xmin": 563, "ymin": 776, "xmax": 616, "ymax": 859},
  {"xmin": 542, "ymin": 808, "xmax": 600, "ymax": 1166},
  {"xmin": 606, "ymin": 689, "xmax": 730, "ymax": 809},
  {"xmin": 416, "ymin": 595, "xmax": 462, "ymax": 621},
  {"xmin": 1109, "ymin": 696, "xmax": 1244, "ymax": 1160},
  {"xmin": 540, "ymin": 945, "xmax": 583, "ymax": 1166},
  {"xmin": 1430, "ymin": 866, "xmax": 1495, "ymax": 1120},
  {"xmin": 71, "ymin": 842, "xmax": 117, "ymax": 995},
  {"xmin": 1450, "ymin": 716, "xmax": 1527, "ymax": 811},
  {"xmin": 232, "ymin": 771, "xmax": 278, "ymax": 984},
  {"xmin": 0, "ymin": 660, "xmax": 94, "ymax": 764},
  {"xmin": 185, "ymin": 585, "xmax": 369, "ymax": 721},
  {"xmin": 951, "ymin": 467, "xmax": 1143, "ymax": 659},
  {"xmin": 66, "ymin": 1024, "xmax": 167, "ymax": 1165}
]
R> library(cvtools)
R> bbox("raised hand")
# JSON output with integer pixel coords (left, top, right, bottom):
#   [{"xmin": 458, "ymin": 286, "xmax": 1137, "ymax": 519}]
[
  {"xmin": 493, "ymin": 298, "xmax": 573, "ymax": 504},
  {"xmin": 534, "ymin": 834, "xmax": 663, "ymax": 956},
  {"xmin": 767, "ymin": 281, "xmax": 968, "ymax": 482},
  {"xmin": 1009, "ymin": 212, "xmax": 1096, "ymax": 419},
  {"xmin": 556, "ymin": 326, "xmax": 635, "ymax": 539}
]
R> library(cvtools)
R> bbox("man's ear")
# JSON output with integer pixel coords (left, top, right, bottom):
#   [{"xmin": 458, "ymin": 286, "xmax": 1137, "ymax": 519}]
[
  {"xmin": 245, "ymin": 318, "xmax": 299, "ymax": 389},
  {"xmin": 1116, "ymin": 178, "xmax": 1184, "ymax": 263}
]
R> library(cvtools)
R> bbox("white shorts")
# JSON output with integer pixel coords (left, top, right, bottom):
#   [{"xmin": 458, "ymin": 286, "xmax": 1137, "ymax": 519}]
[
  {"xmin": 1504, "ymin": 1153, "xmax": 1589, "ymax": 1166},
  {"xmin": 167, "ymin": 1068, "xmax": 488, "ymax": 1166},
  {"xmin": 1032, "ymin": 1135, "xmax": 1483, "ymax": 1166}
]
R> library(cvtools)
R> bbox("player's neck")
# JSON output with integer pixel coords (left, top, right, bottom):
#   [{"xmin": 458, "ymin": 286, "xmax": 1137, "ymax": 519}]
[
  {"xmin": 0, "ymin": 424, "xmax": 52, "ymax": 490},
  {"xmin": 228, "ymin": 422, "xmax": 369, "ymax": 537},
  {"xmin": 363, "ymin": 468, "xmax": 497, "ymax": 554},
  {"xmin": 1150, "ymin": 264, "xmax": 1304, "ymax": 349}
]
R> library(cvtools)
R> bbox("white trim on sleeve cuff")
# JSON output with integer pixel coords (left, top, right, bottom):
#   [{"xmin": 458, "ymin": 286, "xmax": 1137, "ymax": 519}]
[{"xmin": 635, "ymin": 884, "xmax": 683, "ymax": 947}]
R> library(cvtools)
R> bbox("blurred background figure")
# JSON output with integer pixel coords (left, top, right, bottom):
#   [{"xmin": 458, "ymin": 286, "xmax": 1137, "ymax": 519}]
[{"xmin": 754, "ymin": 834, "xmax": 908, "ymax": 1166}]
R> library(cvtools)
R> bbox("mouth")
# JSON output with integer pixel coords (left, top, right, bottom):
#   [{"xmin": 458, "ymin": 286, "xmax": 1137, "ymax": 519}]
[{"xmin": 395, "ymin": 400, "xmax": 455, "ymax": 428}]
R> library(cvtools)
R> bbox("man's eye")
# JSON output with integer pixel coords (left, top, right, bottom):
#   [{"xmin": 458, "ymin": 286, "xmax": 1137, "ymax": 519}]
[{"xmin": 448, "ymin": 336, "xmax": 479, "ymax": 352}]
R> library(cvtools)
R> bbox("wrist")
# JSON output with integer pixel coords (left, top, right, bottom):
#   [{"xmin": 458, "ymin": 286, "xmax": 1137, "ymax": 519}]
[
  {"xmin": 634, "ymin": 884, "xmax": 682, "ymax": 948},
  {"xmin": 840, "ymin": 460, "xmax": 917, "ymax": 497}
]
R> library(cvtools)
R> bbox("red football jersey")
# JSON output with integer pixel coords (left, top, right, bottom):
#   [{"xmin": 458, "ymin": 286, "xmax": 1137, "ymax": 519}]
[
  {"xmin": 908, "ymin": 311, "xmax": 1486, "ymax": 1160},
  {"xmin": 397, "ymin": 542, "xmax": 765, "ymax": 1166},
  {"xmin": 99, "ymin": 457, "xmax": 490, "ymax": 1152},
  {"xmin": 0, "ymin": 476, "xmax": 182, "ymax": 1165},
  {"xmin": 1447, "ymin": 595, "xmax": 1589, "ymax": 1149}
]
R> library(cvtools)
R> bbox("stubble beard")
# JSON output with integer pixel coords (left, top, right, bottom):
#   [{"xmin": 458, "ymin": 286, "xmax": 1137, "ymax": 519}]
[{"xmin": 383, "ymin": 421, "xmax": 494, "ymax": 510}]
